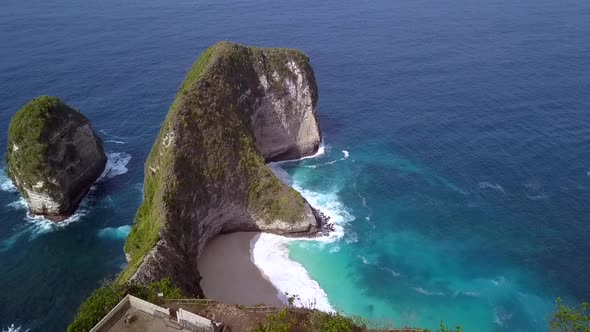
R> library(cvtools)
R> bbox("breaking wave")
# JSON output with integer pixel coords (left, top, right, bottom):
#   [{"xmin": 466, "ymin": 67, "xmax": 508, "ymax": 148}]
[
  {"xmin": 100, "ymin": 152, "xmax": 131, "ymax": 179},
  {"xmin": 304, "ymin": 150, "xmax": 350, "ymax": 169},
  {"xmin": 251, "ymin": 144, "xmax": 355, "ymax": 312},
  {"xmin": 0, "ymin": 169, "xmax": 17, "ymax": 192},
  {"xmin": 1, "ymin": 325, "xmax": 29, "ymax": 332},
  {"xmin": 251, "ymin": 233, "xmax": 334, "ymax": 312}
]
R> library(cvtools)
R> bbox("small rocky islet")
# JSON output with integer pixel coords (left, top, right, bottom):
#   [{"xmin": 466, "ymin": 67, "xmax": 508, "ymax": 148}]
[{"xmin": 6, "ymin": 96, "xmax": 106, "ymax": 221}]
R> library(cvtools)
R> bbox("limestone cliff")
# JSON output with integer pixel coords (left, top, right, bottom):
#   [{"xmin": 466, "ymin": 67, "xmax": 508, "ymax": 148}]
[
  {"xmin": 6, "ymin": 96, "xmax": 107, "ymax": 220},
  {"xmin": 121, "ymin": 42, "xmax": 322, "ymax": 294}
]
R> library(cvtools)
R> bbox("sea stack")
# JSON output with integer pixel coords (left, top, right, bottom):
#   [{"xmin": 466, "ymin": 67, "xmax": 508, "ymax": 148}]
[
  {"xmin": 6, "ymin": 96, "xmax": 107, "ymax": 220},
  {"xmin": 122, "ymin": 42, "xmax": 322, "ymax": 294}
]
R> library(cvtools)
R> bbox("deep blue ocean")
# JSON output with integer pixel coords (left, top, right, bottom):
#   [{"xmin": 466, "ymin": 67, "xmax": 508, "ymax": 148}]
[{"xmin": 1, "ymin": 0, "xmax": 589, "ymax": 331}]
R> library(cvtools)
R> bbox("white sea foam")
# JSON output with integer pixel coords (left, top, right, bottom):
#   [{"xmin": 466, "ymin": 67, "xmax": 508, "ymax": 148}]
[
  {"xmin": 478, "ymin": 181, "xmax": 506, "ymax": 194},
  {"xmin": 270, "ymin": 141, "xmax": 326, "ymax": 166},
  {"xmin": 328, "ymin": 245, "xmax": 340, "ymax": 253},
  {"xmin": 413, "ymin": 287, "xmax": 445, "ymax": 296},
  {"xmin": 1, "ymin": 325, "xmax": 29, "ymax": 332},
  {"xmin": 491, "ymin": 276, "xmax": 506, "ymax": 286},
  {"xmin": 493, "ymin": 307, "xmax": 513, "ymax": 327},
  {"xmin": 251, "ymin": 233, "xmax": 334, "ymax": 312},
  {"xmin": 304, "ymin": 149, "xmax": 350, "ymax": 169},
  {"xmin": 7, "ymin": 197, "xmax": 27, "ymax": 210},
  {"xmin": 299, "ymin": 140, "xmax": 326, "ymax": 161},
  {"xmin": 384, "ymin": 267, "xmax": 401, "ymax": 278},
  {"xmin": 358, "ymin": 254, "xmax": 370, "ymax": 265},
  {"xmin": 251, "ymin": 144, "xmax": 356, "ymax": 312},
  {"xmin": 98, "ymin": 225, "xmax": 132, "ymax": 240},
  {"xmin": 101, "ymin": 152, "xmax": 131, "ymax": 179},
  {"xmin": 345, "ymin": 231, "xmax": 358, "ymax": 244},
  {"xmin": 0, "ymin": 169, "xmax": 17, "ymax": 192},
  {"xmin": 105, "ymin": 139, "xmax": 125, "ymax": 144},
  {"xmin": 357, "ymin": 255, "xmax": 400, "ymax": 277},
  {"xmin": 461, "ymin": 291, "xmax": 481, "ymax": 297}
]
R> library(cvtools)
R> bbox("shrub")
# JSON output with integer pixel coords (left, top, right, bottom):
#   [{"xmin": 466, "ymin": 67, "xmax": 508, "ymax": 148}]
[
  {"xmin": 306, "ymin": 311, "xmax": 361, "ymax": 332},
  {"xmin": 551, "ymin": 298, "xmax": 590, "ymax": 332},
  {"xmin": 436, "ymin": 321, "xmax": 462, "ymax": 332},
  {"xmin": 254, "ymin": 309, "xmax": 293, "ymax": 332}
]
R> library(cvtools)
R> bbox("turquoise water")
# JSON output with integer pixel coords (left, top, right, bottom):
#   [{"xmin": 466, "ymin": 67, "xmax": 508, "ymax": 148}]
[{"xmin": 2, "ymin": 0, "xmax": 590, "ymax": 330}]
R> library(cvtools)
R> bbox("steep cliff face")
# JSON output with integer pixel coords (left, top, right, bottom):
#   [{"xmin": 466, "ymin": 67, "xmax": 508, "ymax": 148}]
[
  {"xmin": 251, "ymin": 50, "xmax": 321, "ymax": 161},
  {"xmin": 6, "ymin": 96, "xmax": 107, "ymax": 220},
  {"xmin": 121, "ymin": 42, "xmax": 322, "ymax": 294}
]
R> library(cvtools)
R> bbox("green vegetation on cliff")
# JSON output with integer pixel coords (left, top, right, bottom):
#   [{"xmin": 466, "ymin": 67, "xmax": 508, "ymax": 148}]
[
  {"xmin": 6, "ymin": 96, "xmax": 81, "ymax": 192},
  {"xmin": 119, "ymin": 44, "xmax": 220, "ymax": 283}
]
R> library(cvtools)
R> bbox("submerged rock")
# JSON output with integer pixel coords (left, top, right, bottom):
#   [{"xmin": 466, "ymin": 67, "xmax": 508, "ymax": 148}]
[
  {"xmin": 6, "ymin": 96, "xmax": 107, "ymax": 220},
  {"xmin": 122, "ymin": 42, "xmax": 322, "ymax": 294}
]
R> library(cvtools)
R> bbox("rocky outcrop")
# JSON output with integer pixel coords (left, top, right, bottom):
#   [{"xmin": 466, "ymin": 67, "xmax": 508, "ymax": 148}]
[
  {"xmin": 6, "ymin": 96, "xmax": 107, "ymax": 220},
  {"xmin": 121, "ymin": 42, "xmax": 322, "ymax": 294}
]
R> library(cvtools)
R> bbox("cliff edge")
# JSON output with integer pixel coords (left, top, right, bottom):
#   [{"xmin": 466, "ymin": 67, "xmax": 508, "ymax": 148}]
[
  {"xmin": 6, "ymin": 96, "xmax": 107, "ymax": 220},
  {"xmin": 121, "ymin": 42, "xmax": 322, "ymax": 294}
]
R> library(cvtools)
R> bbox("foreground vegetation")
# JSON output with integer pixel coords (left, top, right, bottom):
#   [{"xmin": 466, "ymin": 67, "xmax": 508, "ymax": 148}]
[
  {"xmin": 551, "ymin": 298, "xmax": 590, "ymax": 332},
  {"xmin": 67, "ymin": 278, "xmax": 181, "ymax": 332}
]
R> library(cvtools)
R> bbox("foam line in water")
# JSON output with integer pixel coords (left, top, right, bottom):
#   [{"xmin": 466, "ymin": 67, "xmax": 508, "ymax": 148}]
[
  {"xmin": 478, "ymin": 181, "xmax": 506, "ymax": 194},
  {"xmin": 251, "ymin": 233, "xmax": 334, "ymax": 312},
  {"xmin": 357, "ymin": 254, "xmax": 400, "ymax": 277},
  {"xmin": 304, "ymin": 149, "xmax": 350, "ymax": 169},
  {"xmin": 413, "ymin": 287, "xmax": 445, "ymax": 296},
  {"xmin": 269, "ymin": 140, "xmax": 326, "ymax": 165}
]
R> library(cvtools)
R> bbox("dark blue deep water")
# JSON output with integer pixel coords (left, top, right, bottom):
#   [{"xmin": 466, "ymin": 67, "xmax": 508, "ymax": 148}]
[{"xmin": 1, "ymin": 0, "xmax": 589, "ymax": 331}]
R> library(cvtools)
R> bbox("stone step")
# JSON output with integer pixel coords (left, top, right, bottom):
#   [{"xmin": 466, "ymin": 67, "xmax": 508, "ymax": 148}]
[{"xmin": 165, "ymin": 319, "xmax": 183, "ymax": 330}]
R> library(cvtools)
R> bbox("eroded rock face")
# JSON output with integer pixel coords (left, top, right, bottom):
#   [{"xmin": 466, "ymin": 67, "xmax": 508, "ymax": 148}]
[
  {"xmin": 123, "ymin": 42, "xmax": 322, "ymax": 294},
  {"xmin": 6, "ymin": 96, "xmax": 107, "ymax": 220},
  {"xmin": 251, "ymin": 54, "xmax": 321, "ymax": 161}
]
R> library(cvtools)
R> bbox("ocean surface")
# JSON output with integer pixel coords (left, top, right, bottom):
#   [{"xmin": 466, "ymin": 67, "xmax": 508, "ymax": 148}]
[{"xmin": 1, "ymin": 0, "xmax": 590, "ymax": 331}]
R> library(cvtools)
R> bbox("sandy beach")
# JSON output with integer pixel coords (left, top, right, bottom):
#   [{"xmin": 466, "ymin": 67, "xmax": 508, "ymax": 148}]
[{"xmin": 198, "ymin": 232, "xmax": 283, "ymax": 306}]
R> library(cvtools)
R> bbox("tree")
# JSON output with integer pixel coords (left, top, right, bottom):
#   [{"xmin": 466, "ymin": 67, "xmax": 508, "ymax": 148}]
[{"xmin": 550, "ymin": 298, "xmax": 590, "ymax": 332}]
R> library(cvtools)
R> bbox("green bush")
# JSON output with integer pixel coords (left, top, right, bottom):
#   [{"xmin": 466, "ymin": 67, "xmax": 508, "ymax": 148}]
[
  {"xmin": 436, "ymin": 321, "xmax": 462, "ymax": 332},
  {"xmin": 551, "ymin": 298, "xmax": 590, "ymax": 332},
  {"xmin": 67, "ymin": 278, "xmax": 181, "ymax": 332},
  {"xmin": 306, "ymin": 311, "xmax": 361, "ymax": 332},
  {"xmin": 254, "ymin": 309, "xmax": 293, "ymax": 332}
]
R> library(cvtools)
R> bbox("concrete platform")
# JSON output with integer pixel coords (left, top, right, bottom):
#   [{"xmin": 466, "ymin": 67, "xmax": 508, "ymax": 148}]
[{"xmin": 107, "ymin": 307, "xmax": 185, "ymax": 332}]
